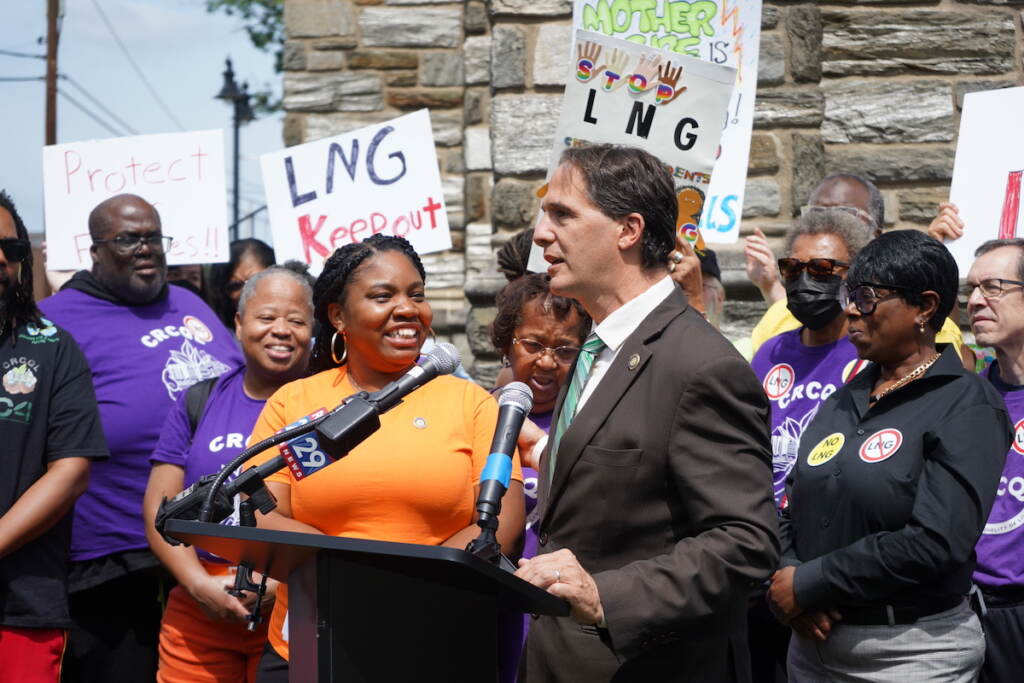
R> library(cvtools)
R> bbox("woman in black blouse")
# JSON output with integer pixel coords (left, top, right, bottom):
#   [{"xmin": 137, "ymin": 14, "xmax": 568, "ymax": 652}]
[{"xmin": 768, "ymin": 230, "xmax": 1011, "ymax": 681}]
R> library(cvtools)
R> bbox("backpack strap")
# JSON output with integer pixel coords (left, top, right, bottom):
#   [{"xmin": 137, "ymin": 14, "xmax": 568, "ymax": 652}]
[{"xmin": 185, "ymin": 377, "xmax": 219, "ymax": 437}]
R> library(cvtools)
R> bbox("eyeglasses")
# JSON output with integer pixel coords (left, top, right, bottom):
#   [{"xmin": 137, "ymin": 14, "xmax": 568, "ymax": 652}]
[
  {"xmin": 800, "ymin": 204, "xmax": 876, "ymax": 228},
  {"xmin": 0, "ymin": 238, "xmax": 31, "ymax": 263},
  {"xmin": 960, "ymin": 278, "xmax": 1024, "ymax": 300},
  {"xmin": 778, "ymin": 257, "xmax": 849, "ymax": 281},
  {"xmin": 512, "ymin": 337, "xmax": 580, "ymax": 365},
  {"xmin": 93, "ymin": 233, "xmax": 173, "ymax": 255},
  {"xmin": 840, "ymin": 282, "xmax": 913, "ymax": 316}
]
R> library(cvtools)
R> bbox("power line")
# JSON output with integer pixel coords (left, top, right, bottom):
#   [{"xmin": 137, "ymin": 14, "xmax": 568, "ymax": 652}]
[
  {"xmin": 88, "ymin": 0, "xmax": 186, "ymax": 131},
  {"xmin": 0, "ymin": 48, "xmax": 46, "ymax": 60},
  {"xmin": 58, "ymin": 89, "xmax": 129, "ymax": 137},
  {"xmin": 0, "ymin": 76, "xmax": 45, "ymax": 82},
  {"xmin": 60, "ymin": 74, "xmax": 139, "ymax": 135}
]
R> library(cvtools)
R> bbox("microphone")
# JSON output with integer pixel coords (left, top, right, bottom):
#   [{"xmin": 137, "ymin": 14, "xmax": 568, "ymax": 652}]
[
  {"xmin": 278, "ymin": 342, "xmax": 462, "ymax": 479},
  {"xmin": 476, "ymin": 381, "xmax": 533, "ymax": 523}
]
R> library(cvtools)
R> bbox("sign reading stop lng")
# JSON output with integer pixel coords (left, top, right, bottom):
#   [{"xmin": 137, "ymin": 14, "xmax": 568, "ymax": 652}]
[
  {"xmin": 42, "ymin": 130, "xmax": 229, "ymax": 270},
  {"xmin": 260, "ymin": 109, "xmax": 451, "ymax": 275}
]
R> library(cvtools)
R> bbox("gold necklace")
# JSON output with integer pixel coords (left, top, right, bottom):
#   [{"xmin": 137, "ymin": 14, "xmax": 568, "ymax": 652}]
[{"xmin": 870, "ymin": 353, "xmax": 941, "ymax": 403}]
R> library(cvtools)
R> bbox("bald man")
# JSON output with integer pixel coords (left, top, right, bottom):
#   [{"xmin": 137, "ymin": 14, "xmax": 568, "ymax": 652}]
[{"xmin": 40, "ymin": 194, "xmax": 243, "ymax": 682}]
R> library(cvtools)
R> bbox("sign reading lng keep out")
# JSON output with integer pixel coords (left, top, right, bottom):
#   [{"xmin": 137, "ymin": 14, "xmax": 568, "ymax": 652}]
[
  {"xmin": 260, "ymin": 109, "xmax": 451, "ymax": 275},
  {"xmin": 42, "ymin": 130, "xmax": 229, "ymax": 270}
]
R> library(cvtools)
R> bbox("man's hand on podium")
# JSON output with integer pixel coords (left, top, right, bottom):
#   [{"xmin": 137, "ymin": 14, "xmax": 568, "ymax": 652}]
[{"xmin": 515, "ymin": 548, "xmax": 605, "ymax": 626}]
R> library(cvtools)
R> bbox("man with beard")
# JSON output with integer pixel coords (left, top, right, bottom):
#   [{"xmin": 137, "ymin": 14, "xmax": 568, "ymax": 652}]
[
  {"xmin": 40, "ymin": 194, "xmax": 242, "ymax": 682},
  {"xmin": 0, "ymin": 190, "xmax": 108, "ymax": 681}
]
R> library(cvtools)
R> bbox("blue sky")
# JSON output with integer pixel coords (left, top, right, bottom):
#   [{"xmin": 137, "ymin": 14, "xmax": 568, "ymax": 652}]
[{"xmin": 1, "ymin": 0, "xmax": 283, "ymax": 242}]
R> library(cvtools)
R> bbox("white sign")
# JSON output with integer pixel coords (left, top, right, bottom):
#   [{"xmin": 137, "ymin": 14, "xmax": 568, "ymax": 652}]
[
  {"xmin": 260, "ymin": 109, "xmax": 451, "ymax": 275},
  {"xmin": 948, "ymin": 87, "xmax": 1024, "ymax": 275},
  {"xmin": 573, "ymin": 0, "xmax": 762, "ymax": 243},
  {"xmin": 42, "ymin": 130, "xmax": 228, "ymax": 270},
  {"xmin": 529, "ymin": 30, "xmax": 735, "ymax": 272}
]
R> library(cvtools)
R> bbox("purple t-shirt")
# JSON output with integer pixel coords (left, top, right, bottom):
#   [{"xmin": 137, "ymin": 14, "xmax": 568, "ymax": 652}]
[
  {"xmin": 150, "ymin": 366, "xmax": 264, "ymax": 561},
  {"xmin": 40, "ymin": 285, "xmax": 243, "ymax": 561},
  {"xmin": 975, "ymin": 362, "xmax": 1024, "ymax": 589},
  {"xmin": 751, "ymin": 329, "xmax": 865, "ymax": 508}
]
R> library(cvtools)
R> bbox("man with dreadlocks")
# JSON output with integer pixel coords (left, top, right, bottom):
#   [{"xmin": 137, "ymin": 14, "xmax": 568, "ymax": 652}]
[{"xmin": 0, "ymin": 190, "xmax": 108, "ymax": 681}]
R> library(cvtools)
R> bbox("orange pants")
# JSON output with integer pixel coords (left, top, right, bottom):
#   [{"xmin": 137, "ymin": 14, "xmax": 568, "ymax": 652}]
[
  {"xmin": 0, "ymin": 626, "xmax": 66, "ymax": 683},
  {"xmin": 157, "ymin": 566, "xmax": 268, "ymax": 683}
]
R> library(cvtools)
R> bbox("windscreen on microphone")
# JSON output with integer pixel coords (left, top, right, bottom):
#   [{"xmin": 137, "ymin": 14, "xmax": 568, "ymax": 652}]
[
  {"xmin": 498, "ymin": 381, "xmax": 533, "ymax": 415},
  {"xmin": 424, "ymin": 341, "xmax": 460, "ymax": 375}
]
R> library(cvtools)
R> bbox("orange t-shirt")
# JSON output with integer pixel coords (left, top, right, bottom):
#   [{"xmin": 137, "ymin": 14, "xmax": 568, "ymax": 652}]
[{"xmin": 249, "ymin": 367, "xmax": 522, "ymax": 660}]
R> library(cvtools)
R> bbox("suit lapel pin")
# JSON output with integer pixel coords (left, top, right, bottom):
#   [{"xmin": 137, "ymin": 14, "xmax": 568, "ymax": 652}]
[{"xmin": 627, "ymin": 353, "xmax": 640, "ymax": 371}]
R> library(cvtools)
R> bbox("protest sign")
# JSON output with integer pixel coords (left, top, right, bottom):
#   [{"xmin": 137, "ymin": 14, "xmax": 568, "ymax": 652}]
[
  {"xmin": 573, "ymin": 0, "xmax": 763, "ymax": 244},
  {"xmin": 528, "ymin": 30, "xmax": 736, "ymax": 272},
  {"xmin": 42, "ymin": 130, "xmax": 228, "ymax": 270},
  {"xmin": 948, "ymin": 87, "xmax": 1024, "ymax": 275},
  {"xmin": 260, "ymin": 109, "xmax": 451, "ymax": 275}
]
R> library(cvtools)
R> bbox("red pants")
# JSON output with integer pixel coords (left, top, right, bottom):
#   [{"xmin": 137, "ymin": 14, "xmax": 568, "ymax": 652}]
[
  {"xmin": 157, "ymin": 568, "xmax": 268, "ymax": 683},
  {"xmin": 0, "ymin": 626, "xmax": 66, "ymax": 683}
]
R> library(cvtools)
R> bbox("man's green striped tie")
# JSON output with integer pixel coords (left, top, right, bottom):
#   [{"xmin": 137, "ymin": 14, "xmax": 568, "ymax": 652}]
[{"xmin": 548, "ymin": 333, "xmax": 606, "ymax": 482}]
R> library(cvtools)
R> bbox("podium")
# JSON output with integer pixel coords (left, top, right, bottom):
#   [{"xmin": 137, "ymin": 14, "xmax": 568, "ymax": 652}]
[{"xmin": 165, "ymin": 520, "xmax": 568, "ymax": 683}]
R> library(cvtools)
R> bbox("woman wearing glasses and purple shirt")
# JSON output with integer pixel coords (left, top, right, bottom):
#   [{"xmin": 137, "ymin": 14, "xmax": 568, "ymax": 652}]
[
  {"xmin": 748, "ymin": 209, "xmax": 870, "ymax": 682},
  {"xmin": 768, "ymin": 229, "xmax": 1012, "ymax": 681},
  {"xmin": 489, "ymin": 273, "xmax": 590, "ymax": 683}
]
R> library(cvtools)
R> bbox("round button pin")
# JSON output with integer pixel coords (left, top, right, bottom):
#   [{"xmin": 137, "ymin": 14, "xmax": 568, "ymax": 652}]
[{"xmin": 627, "ymin": 354, "xmax": 640, "ymax": 370}]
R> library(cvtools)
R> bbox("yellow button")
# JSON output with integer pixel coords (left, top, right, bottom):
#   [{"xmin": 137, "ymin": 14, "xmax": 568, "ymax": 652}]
[{"xmin": 807, "ymin": 432, "xmax": 845, "ymax": 467}]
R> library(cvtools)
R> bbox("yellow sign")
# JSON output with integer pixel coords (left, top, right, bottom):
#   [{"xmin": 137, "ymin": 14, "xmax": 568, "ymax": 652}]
[{"xmin": 807, "ymin": 433, "xmax": 845, "ymax": 467}]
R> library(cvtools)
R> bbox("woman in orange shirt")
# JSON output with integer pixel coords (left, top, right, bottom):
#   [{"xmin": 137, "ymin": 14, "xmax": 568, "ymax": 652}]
[{"xmin": 250, "ymin": 235, "xmax": 525, "ymax": 681}]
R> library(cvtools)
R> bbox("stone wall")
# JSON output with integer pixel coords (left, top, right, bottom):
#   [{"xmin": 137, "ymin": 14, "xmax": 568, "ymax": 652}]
[{"xmin": 281, "ymin": 0, "xmax": 1024, "ymax": 380}]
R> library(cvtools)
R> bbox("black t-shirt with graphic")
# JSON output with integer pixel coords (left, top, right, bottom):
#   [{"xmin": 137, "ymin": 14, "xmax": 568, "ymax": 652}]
[{"xmin": 0, "ymin": 317, "xmax": 108, "ymax": 628}]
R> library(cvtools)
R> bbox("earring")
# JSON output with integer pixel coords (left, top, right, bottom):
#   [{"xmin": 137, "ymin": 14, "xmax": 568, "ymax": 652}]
[
  {"xmin": 330, "ymin": 330, "xmax": 347, "ymax": 365},
  {"xmin": 428, "ymin": 327, "xmax": 437, "ymax": 343},
  {"xmin": 502, "ymin": 356, "xmax": 511, "ymax": 368},
  {"xmin": 918, "ymin": 321, "xmax": 926, "ymax": 334}
]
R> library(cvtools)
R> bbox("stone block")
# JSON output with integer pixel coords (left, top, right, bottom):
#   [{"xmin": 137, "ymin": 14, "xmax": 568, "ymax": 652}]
[
  {"xmin": 492, "ymin": 178, "xmax": 543, "ymax": 229},
  {"xmin": 492, "ymin": 25, "xmax": 526, "ymax": 89},
  {"xmin": 465, "ymin": 222, "xmax": 496, "ymax": 273},
  {"xmin": 464, "ymin": 36, "xmax": 492, "ymax": 85},
  {"xmin": 955, "ymin": 80, "xmax": 1017, "ymax": 109},
  {"xmin": 283, "ymin": 72, "xmax": 383, "ymax": 112},
  {"xmin": 753, "ymin": 88, "xmax": 824, "ymax": 128},
  {"xmin": 347, "ymin": 50, "xmax": 418, "ymax": 69},
  {"xmin": 303, "ymin": 111, "xmax": 395, "ymax": 141},
  {"xmin": 791, "ymin": 133, "xmax": 825, "ymax": 211},
  {"xmin": 822, "ymin": 10, "xmax": 1014, "ymax": 76},
  {"xmin": 465, "ymin": 2, "xmax": 487, "ymax": 34},
  {"xmin": 283, "ymin": 113, "xmax": 305, "ymax": 147},
  {"xmin": 762, "ymin": 6, "xmax": 780, "ymax": 29},
  {"xmin": 748, "ymin": 133, "xmax": 780, "ymax": 174},
  {"xmin": 742, "ymin": 178, "xmax": 781, "ymax": 218},
  {"xmin": 420, "ymin": 251, "xmax": 465, "ymax": 289},
  {"xmin": 467, "ymin": 305, "xmax": 498, "ymax": 356},
  {"xmin": 285, "ymin": 0, "xmax": 355, "ymax": 38},
  {"xmin": 488, "ymin": 0, "xmax": 571, "ymax": 17},
  {"xmin": 897, "ymin": 189, "xmax": 948, "ymax": 224},
  {"xmin": 307, "ymin": 50, "xmax": 345, "ymax": 71},
  {"xmin": 466, "ymin": 173, "xmax": 491, "ymax": 221},
  {"xmin": 422, "ymin": 52, "xmax": 465, "ymax": 87},
  {"xmin": 533, "ymin": 24, "xmax": 573, "ymax": 87},
  {"xmin": 759, "ymin": 33, "xmax": 784, "ymax": 87},
  {"xmin": 825, "ymin": 146, "xmax": 955, "ymax": 182},
  {"xmin": 444, "ymin": 175, "xmax": 466, "ymax": 229},
  {"xmin": 444, "ymin": 150, "xmax": 466, "ymax": 174},
  {"xmin": 430, "ymin": 109, "xmax": 463, "ymax": 147},
  {"xmin": 822, "ymin": 80, "xmax": 953, "ymax": 144},
  {"xmin": 386, "ymin": 71, "xmax": 417, "ymax": 87},
  {"xmin": 387, "ymin": 88, "xmax": 463, "ymax": 109},
  {"xmin": 360, "ymin": 8, "xmax": 462, "ymax": 48},
  {"xmin": 465, "ymin": 88, "xmax": 485, "ymax": 125},
  {"xmin": 786, "ymin": 5, "xmax": 822, "ymax": 83},
  {"xmin": 282, "ymin": 41, "xmax": 306, "ymax": 71},
  {"xmin": 491, "ymin": 95, "xmax": 562, "ymax": 175},
  {"xmin": 465, "ymin": 126, "xmax": 492, "ymax": 171},
  {"xmin": 311, "ymin": 36, "xmax": 358, "ymax": 50}
]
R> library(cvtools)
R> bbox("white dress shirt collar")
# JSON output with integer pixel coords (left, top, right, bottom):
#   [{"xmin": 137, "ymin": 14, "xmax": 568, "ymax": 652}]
[{"xmin": 592, "ymin": 276, "xmax": 676, "ymax": 352}]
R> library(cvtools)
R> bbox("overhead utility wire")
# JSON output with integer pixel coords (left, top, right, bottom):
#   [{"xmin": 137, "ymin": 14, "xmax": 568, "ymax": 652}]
[
  {"xmin": 88, "ymin": 0, "xmax": 186, "ymax": 131},
  {"xmin": 0, "ymin": 48, "xmax": 46, "ymax": 60},
  {"xmin": 58, "ymin": 89, "xmax": 129, "ymax": 137},
  {"xmin": 0, "ymin": 76, "xmax": 45, "ymax": 82},
  {"xmin": 61, "ymin": 74, "xmax": 139, "ymax": 135}
]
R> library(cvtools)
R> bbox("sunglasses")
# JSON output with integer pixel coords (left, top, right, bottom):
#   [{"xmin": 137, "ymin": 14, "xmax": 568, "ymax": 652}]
[
  {"xmin": 778, "ymin": 257, "xmax": 849, "ymax": 281},
  {"xmin": 0, "ymin": 238, "xmax": 31, "ymax": 263},
  {"xmin": 840, "ymin": 282, "xmax": 914, "ymax": 316}
]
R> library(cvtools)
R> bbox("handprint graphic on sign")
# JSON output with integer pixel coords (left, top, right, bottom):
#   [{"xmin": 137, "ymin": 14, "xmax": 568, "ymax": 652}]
[
  {"xmin": 597, "ymin": 49, "xmax": 630, "ymax": 92},
  {"xmin": 627, "ymin": 54, "xmax": 662, "ymax": 95},
  {"xmin": 655, "ymin": 62, "xmax": 687, "ymax": 106},
  {"xmin": 575, "ymin": 41, "xmax": 603, "ymax": 83}
]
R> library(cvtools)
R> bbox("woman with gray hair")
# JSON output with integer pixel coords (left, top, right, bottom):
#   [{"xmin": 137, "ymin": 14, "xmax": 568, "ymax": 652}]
[{"xmin": 748, "ymin": 208, "xmax": 871, "ymax": 682}]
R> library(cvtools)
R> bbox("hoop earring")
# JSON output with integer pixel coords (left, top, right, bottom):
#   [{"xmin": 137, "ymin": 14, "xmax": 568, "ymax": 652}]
[
  {"xmin": 428, "ymin": 327, "xmax": 437, "ymax": 343},
  {"xmin": 330, "ymin": 330, "xmax": 347, "ymax": 365}
]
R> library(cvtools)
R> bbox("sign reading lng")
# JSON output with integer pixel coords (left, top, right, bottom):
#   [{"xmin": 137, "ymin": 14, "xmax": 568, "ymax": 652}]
[
  {"xmin": 260, "ymin": 109, "xmax": 451, "ymax": 274},
  {"xmin": 528, "ymin": 30, "xmax": 735, "ymax": 272},
  {"xmin": 42, "ymin": 130, "xmax": 228, "ymax": 270},
  {"xmin": 948, "ymin": 86, "xmax": 1024, "ymax": 275},
  {"xmin": 573, "ymin": 0, "xmax": 763, "ymax": 244}
]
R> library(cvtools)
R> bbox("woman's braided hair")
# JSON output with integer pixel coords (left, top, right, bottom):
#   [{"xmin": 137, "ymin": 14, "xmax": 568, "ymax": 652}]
[{"xmin": 308, "ymin": 234, "xmax": 426, "ymax": 375}]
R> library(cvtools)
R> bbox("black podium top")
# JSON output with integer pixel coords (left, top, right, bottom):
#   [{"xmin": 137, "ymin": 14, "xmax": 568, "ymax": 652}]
[{"xmin": 165, "ymin": 519, "xmax": 568, "ymax": 617}]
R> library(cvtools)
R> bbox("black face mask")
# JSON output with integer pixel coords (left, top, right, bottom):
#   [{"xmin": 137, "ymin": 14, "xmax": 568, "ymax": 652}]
[{"xmin": 785, "ymin": 272, "xmax": 843, "ymax": 330}]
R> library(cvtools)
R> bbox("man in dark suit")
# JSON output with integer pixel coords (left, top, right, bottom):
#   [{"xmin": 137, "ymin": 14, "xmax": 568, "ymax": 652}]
[{"xmin": 515, "ymin": 145, "xmax": 779, "ymax": 682}]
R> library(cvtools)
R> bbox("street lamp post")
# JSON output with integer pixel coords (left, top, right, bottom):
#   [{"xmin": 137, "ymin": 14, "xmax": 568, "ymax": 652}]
[{"xmin": 215, "ymin": 57, "xmax": 255, "ymax": 242}]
